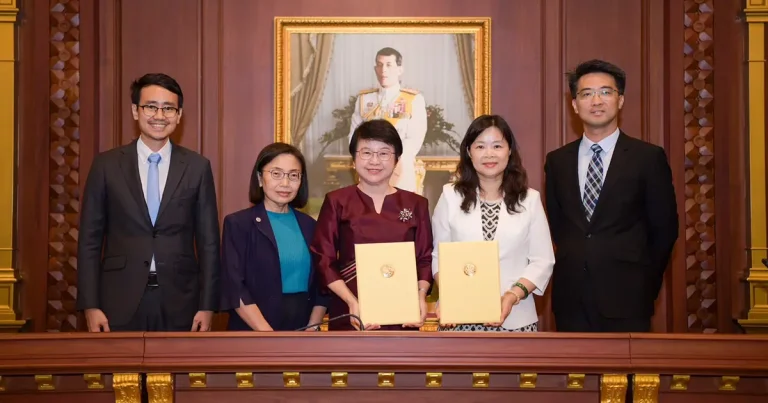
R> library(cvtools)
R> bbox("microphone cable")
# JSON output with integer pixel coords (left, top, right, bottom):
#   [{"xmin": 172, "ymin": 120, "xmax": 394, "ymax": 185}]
[{"xmin": 294, "ymin": 313, "xmax": 365, "ymax": 331}]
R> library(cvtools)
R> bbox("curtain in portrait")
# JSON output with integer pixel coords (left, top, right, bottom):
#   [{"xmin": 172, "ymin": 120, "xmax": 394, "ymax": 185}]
[{"xmin": 290, "ymin": 33, "xmax": 335, "ymax": 148}]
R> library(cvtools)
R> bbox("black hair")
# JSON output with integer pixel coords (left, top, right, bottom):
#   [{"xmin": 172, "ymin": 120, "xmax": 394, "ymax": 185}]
[
  {"xmin": 130, "ymin": 73, "xmax": 184, "ymax": 108},
  {"xmin": 454, "ymin": 114, "xmax": 528, "ymax": 214},
  {"xmin": 249, "ymin": 142, "xmax": 309, "ymax": 208},
  {"xmin": 567, "ymin": 59, "xmax": 626, "ymax": 99}
]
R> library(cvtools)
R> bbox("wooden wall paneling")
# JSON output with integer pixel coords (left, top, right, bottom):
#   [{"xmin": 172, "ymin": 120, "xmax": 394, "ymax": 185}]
[
  {"xmin": 667, "ymin": 0, "xmax": 690, "ymax": 333},
  {"xmin": 96, "ymin": 0, "xmax": 121, "ymax": 152},
  {"xmin": 713, "ymin": 0, "xmax": 746, "ymax": 332},
  {"xmin": 117, "ymin": 0, "xmax": 202, "ymax": 151},
  {"xmin": 16, "ymin": 0, "xmax": 52, "ymax": 332},
  {"xmin": 200, "ymin": 0, "xmax": 222, "ymax": 221},
  {"xmin": 562, "ymin": 0, "xmax": 644, "ymax": 142}
]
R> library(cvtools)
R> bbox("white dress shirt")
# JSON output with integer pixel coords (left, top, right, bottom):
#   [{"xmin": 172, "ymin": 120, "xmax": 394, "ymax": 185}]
[
  {"xmin": 136, "ymin": 137, "xmax": 172, "ymax": 272},
  {"xmin": 431, "ymin": 184, "xmax": 555, "ymax": 330},
  {"xmin": 578, "ymin": 128, "xmax": 620, "ymax": 199}
]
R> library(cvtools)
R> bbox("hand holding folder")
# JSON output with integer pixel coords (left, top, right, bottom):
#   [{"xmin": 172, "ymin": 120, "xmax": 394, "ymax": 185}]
[
  {"xmin": 355, "ymin": 242, "xmax": 421, "ymax": 327},
  {"xmin": 437, "ymin": 240, "xmax": 502, "ymax": 325}
]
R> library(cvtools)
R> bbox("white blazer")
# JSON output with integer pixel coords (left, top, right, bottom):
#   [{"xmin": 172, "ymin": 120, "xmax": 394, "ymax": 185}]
[{"xmin": 431, "ymin": 183, "xmax": 555, "ymax": 330}]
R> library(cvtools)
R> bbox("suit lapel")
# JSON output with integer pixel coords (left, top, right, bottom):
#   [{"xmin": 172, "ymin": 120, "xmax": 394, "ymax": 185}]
[
  {"xmin": 119, "ymin": 141, "xmax": 152, "ymax": 226},
  {"xmin": 564, "ymin": 142, "xmax": 588, "ymax": 230},
  {"xmin": 253, "ymin": 203, "xmax": 278, "ymax": 250},
  {"xmin": 588, "ymin": 132, "xmax": 631, "ymax": 226},
  {"xmin": 156, "ymin": 144, "xmax": 188, "ymax": 222}
]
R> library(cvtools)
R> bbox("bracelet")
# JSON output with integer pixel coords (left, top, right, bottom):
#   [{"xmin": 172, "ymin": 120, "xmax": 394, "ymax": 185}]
[
  {"xmin": 504, "ymin": 290, "xmax": 521, "ymax": 305},
  {"xmin": 513, "ymin": 282, "xmax": 530, "ymax": 299}
]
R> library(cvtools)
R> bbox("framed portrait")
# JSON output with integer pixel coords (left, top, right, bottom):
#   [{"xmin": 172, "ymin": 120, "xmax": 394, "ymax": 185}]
[{"xmin": 274, "ymin": 17, "xmax": 491, "ymax": 217}]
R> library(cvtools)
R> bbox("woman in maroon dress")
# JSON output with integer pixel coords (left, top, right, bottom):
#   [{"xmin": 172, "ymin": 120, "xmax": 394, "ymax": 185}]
[{"xmin": 310, "ymin": 119, "xmax": 433, "ymax": 330}]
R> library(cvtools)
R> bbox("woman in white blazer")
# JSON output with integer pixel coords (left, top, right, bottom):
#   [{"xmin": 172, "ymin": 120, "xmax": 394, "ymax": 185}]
[{"xmin": 432, "ymin": 114, "xmax": 555, "ymax": 332}]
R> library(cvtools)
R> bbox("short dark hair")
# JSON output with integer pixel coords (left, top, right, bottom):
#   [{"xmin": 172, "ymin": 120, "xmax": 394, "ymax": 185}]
[
  {"xmin": 454, "ymin": 114, "xmax": 528, "ymax": 214},
  {"xmin": 248, "ymin": 142, "xmax": 309, "ymax": 208},
  {"xmin": 567, "ymin": 59, "xmax": 626, "ymax": 99},
  {"xmin": 375, "ymin": 47, "xmax": 402, "ymax": 66},
  {"xmin": 348, "ymin": 120, "xmax": 403, "ymax": 162},
  {"xmin": 130, "ymin": 73, "xmax": 184, "ymax": 108}
]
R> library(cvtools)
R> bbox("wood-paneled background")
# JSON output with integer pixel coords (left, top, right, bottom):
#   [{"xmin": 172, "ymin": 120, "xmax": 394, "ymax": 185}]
[{"xmin": 14, "ymin": 0, "xmax": 748, "ymax": 333}]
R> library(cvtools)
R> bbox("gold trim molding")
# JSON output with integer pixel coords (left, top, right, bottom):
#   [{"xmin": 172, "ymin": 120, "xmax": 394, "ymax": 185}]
[
  {"xmin": 113, "ymin": 373, "xmax": 141, "ymax": 403},
  {"xmin": 0, "ymin": 0, "xmax": 22, "ymax": 332},
  {"xmin": 378, "ymin": 372, "xmax": 395, "ymax": 388},
  {"xmin": 600, "ymin": 374, "xmax": 628, "ymax": 403},
  {"xmin": 670, "ymin": 374, "xmax": 690, "ymax": 391},
  {"xmin": 567, "ymin": 373, "xmax": 585, "ymax": 389},
  {"xmin": 283, "ymin": 372, "xmax": 300, "ymax": 388},
  {"xmin": 740, "ymin": 0, "xmax": 768, "ymax": 333},
  {"xmin": 426, "ymin": 372, "xmax": 442, "ymax": 388},
  {"xmin": 236, "ymin": 372, "xmax": 254, "ymax": 388},
  {"xmin": 147, "ymin": 373, "xmax": 173, "ymax": 402},
  {"xmin": 34, "ymin": 374, "xmax": 54, "ymax": 390},
  {"xmin": 188, "ymin": 373, "xmax": 206, "ymax": 388}
]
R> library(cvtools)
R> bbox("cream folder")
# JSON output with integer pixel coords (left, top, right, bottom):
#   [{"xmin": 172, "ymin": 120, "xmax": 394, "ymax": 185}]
[
  {"xmin": 355, "ymin": 241, "xmax": 421, "ymax": 326},
  {"xmin": 438, "ymin": 240, "xmax": 501, "ymax": 324}
]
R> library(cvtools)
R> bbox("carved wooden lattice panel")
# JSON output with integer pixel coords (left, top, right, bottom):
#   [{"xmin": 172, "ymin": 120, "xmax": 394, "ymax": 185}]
[
  {"xmin": 683, "ymin": 0, "xmax": 716, "ymax": 333},
  {"xmin": 48, "ymin": 0, "xmax": 81, "ymax": 332}
]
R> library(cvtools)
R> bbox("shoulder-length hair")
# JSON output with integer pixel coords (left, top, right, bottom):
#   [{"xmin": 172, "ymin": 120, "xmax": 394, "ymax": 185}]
[
  {"xmin": 454, "ymin": 114, "xmax": 528, "ymax": 214},
  {"xmin": 248, "ymin": 142, "xmax": 309, "ymax": 208}
]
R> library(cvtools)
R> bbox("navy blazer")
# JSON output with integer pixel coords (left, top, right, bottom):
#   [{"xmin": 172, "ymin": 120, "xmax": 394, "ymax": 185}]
[{"xmin": 220, "ymin": 203, "xmax": 327, "ymax": 330}]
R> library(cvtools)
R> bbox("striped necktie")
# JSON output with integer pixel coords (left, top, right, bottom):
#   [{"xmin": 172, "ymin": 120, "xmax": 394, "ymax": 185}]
[{"xmin": 583, "ymin": 144, "xmax": 603, "ymax": 221}]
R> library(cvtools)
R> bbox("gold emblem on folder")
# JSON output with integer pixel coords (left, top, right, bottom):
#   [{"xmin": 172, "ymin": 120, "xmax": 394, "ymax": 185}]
[
  {"xmin": 463, "ymin": 263, "xmax": 477, "ymax": 277},
  {"xmin": 381, "ymin": 265, "xmax": 395, "ymax": 278}
]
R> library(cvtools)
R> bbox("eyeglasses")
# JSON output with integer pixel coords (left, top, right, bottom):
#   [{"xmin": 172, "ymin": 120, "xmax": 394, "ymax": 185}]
[
  {"xmin": 139, "ymin": 104, "xmax": 180, "ymax": 118},
  {"xmin": 357, "ymin": 150, "xmax": 394, "ymax": 161},
  {"xmin": 265, "ymin": 169, "xmax": 302, "ymax": 182},
  {"xmin": 576, "ymin": 88, "xmax": 619, "ymax": 100}
]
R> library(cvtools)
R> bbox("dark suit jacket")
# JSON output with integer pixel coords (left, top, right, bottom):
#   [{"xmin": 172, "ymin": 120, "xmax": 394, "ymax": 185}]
[
  {"xmin": 544, "ymin": 132, "xmax": 679, "ymax": 319},
  {"xmin": 76, "ymin": 140, "xmax": 221, "ymax": 329},
  {"xmin": 220, "ymin": 203, "xmax": 328, "ymax": 331}
]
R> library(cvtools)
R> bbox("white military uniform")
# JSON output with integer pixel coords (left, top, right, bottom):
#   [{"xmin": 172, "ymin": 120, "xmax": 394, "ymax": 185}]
[{"xmin": 348, "ymin": 84, "xmax": 427, "ymax": 192}]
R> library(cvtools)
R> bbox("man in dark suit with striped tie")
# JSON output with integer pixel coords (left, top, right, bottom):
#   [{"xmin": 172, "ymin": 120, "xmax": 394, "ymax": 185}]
[
  {"xmin": 77, "ymin": 73, "xmax": 221, "ymax": 332},
  {"xmin": 543, "ymin": 60, "xmax": 679, "ymax": 332}
]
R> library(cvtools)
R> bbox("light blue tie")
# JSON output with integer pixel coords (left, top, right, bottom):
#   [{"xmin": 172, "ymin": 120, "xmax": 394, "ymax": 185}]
[{"xmin": 147, "ymin": 153, "xmax": 161, "ymax": 225}]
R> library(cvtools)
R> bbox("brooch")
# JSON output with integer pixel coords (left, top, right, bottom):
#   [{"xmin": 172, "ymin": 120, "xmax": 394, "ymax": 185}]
[{"xmin": 399, "ymin": 208, "xmax": 413, "ymax": 222}]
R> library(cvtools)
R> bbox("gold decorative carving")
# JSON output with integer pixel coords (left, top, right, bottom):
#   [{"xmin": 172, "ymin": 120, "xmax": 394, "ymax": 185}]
[
  {"xmin": 719, "ymin": 375, "xmax": 739, "ymax": 391},
  {"xmin": 47, "ymin": 0, "xmax": 82, "ymax": 332},
  {"xmin": 741, "ymin": 0, "xmax": 768, "ymax": 334},
  {"xmin": 633, "ymin": 374, "xmax": 660, "ymax": 403},
  {"xmin": 283, "ymin": 372, "xmax": 300, "ymax": 388},
  {"xmin": 274, "ymin": 17, "xmax": 491, "ymax": 145},
  {"xmin": 519, "ymin": 373, "xmax": 537, "ymax": 388},
  {"xmin": 472, "ymin": 372, "xmax": 490, "ymax": 388},
  {"xmin": 420, "ymin": 317, "xmax": 439, "ymax": 332},
  {"xmin": 147, "ymin": 373, "xmax": 173, "ymax": 402},
  {"xmin": 378, "ymin": 372, "xmax": 395, "ymax": 388},
  {"xmin": 567, "ymin": 374, "xmax": 585, "ymax": 389},
  {"xmin": 83, "ymin": 373, "xmax": 104, "ymax": 389},
  {"xmin": 189, "ymin": 373, "xmax": 206, "ymax": 388},
  {"xmin": 331, "ymin": 372, "xmax": 348, "ymax": 387},
  {"xmin": 670, "ymin": 374, "xmax": 690, "ymax": 391},
  {"xmin": 683, "ymin": 0, "xmax": 717, "ymax": 333},
  {"xmin": 0, "ymin": 375, "xmax": 5, "ymax": 391},
  {"xmin": 426, "ymin": 372, "xmax": 442, "ymax": 388},
  {"xmin": 113, "ymin": 373, "xmax": 141, "ymax": 403},
  {"xmin": 236, "ymin": 372, "xmax": 254, "ymax": 388},
  {"xmin": 35, "ymin": 375, "xmax": 54, "ymax": 390},
  {"xmin": 600, "ymin": 374, "xmax": 628, "ymax": 403}
]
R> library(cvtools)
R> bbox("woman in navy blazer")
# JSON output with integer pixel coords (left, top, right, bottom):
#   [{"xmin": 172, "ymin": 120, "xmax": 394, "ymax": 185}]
[{"xmin": 220, "ymin": 143, "xmax": 327, "ymax": 331}]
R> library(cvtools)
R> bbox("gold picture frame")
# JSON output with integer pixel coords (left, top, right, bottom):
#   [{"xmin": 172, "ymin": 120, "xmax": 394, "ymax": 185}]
[{"xmin": 274, "ymin": 17, "xmax": 491, "ymax": 217}]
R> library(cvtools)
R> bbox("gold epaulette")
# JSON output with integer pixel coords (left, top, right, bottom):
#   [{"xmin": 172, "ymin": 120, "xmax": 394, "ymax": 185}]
[
  {"xmin": 400, "ymin": 87, "xmax": 420, "ymax": 95},
  {"xmin": 358, "ymin": 88, "xmax": 378, "ymax": 95}
]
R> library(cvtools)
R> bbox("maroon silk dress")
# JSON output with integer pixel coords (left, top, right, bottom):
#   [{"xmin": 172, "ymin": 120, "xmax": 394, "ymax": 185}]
[{"xmin": 310, "ymin": 185, "xmax": 433, "ymax": 330}]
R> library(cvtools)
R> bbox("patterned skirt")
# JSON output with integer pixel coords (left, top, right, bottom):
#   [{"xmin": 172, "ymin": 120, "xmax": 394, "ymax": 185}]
[{"xmin": 438, "ymin": 322, "xmax": 538, "ymax": 332}]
